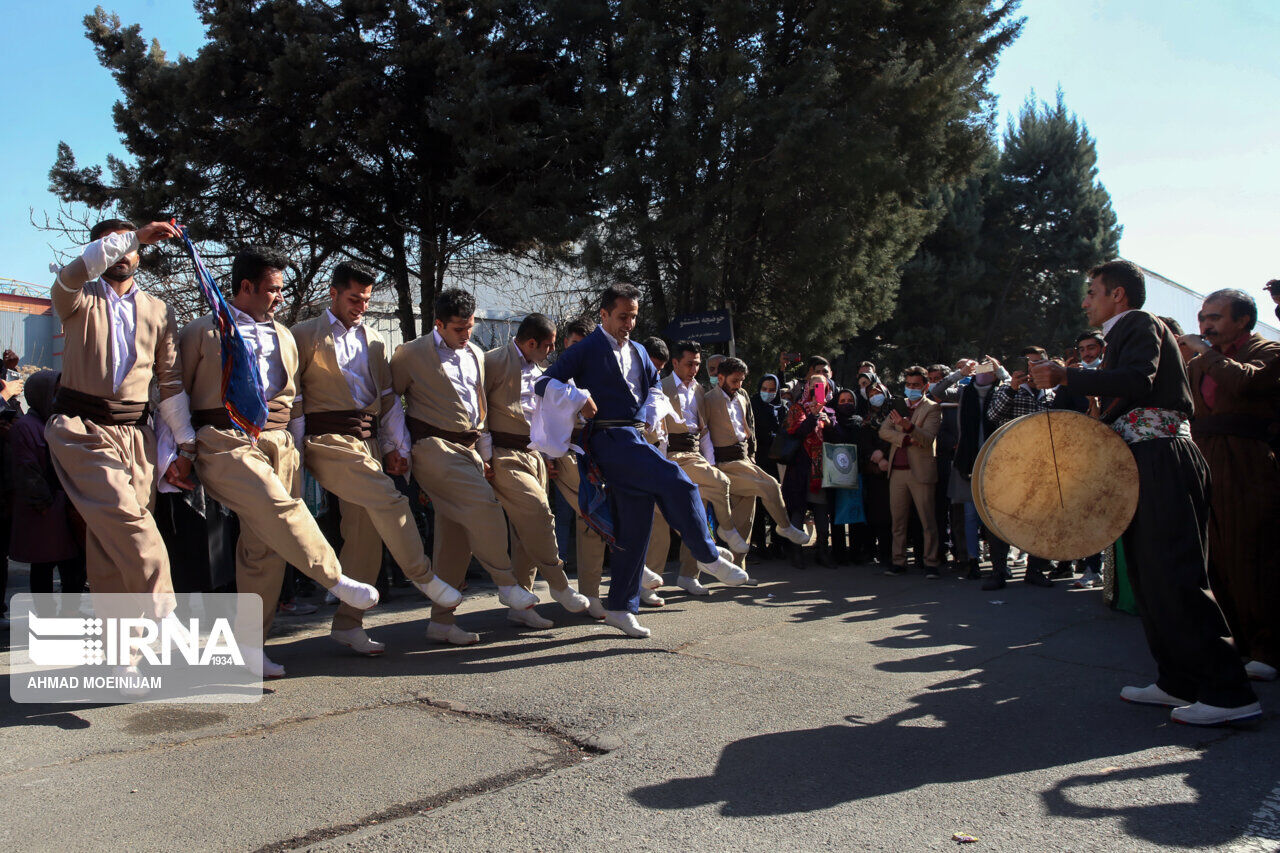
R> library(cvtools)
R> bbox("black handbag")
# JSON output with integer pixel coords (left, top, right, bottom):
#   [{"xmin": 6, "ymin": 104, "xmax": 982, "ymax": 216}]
[{"xmin": 769, "ymin": 429, "xmax": 801, "ymax": 463}]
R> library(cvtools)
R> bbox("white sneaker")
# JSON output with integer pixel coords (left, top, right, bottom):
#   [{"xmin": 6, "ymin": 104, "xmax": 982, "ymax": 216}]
[
  {"xmin": 677, "ymin": 575, "xmax": 710, "ymax": 596},
  {"xmin": 550, "ymin": 585, "xmax": 591, "ymax": 614},
  {"xmin": 776, "ymin": 524, "xmax": 811, "ymax": 546},
  {"xmin": 1171, "ymin": 701, "xmax": 1263, "ymax": 726},
  {"xmin": 507, "ymin": 606, "xmax": 554, "ymax": 630},
  {"xmin": 718, "ymin": 526, "xmax": 750, "ymax": 554},
  {"xmin": 414, "ymin": 577, "xmax": 463, "ymax": 609},
  {"xmin": 243, "ymin": 646, "xmax": 286, "ymax": 679},
  {"xmin": 1070, "ymin": 570, "xmax": 1103, "ymax": 589},
  {"xmin": 330, "ymin": 627, "xmax": 386, "ymax": 656},
  {"xmin": 1120, "ymin": 683, "xmax": 1191, "ymax": 707},
  {"xmin": 641, "ymin": 567, "xmax": 664, "ymax": 590},
  {"xmin": 639, "ymin": 588, "xmax": 665, "ymax": 607},
  {"xmin": 698, "ymin": 554, "xmax": 749, "ymax": 586},
  {"xmin": 425, "ymin": 621, "xmax": 480, "ymax": 646},
  {"xmin": 1245, "ymin": 660, "xmax": 1278, "ymax": 681},
  {"xmin": 497, "ymin": 585, "xmax": 539, "ymax": 610},
  {"xmin": 331, "ymin": 576, "xmax": 380, "ymax": 610},
  {"xmin": 603, "ymin": 610, "xmax": 651, "ymax": 638},
  {"xmin": 586, "ymin": 596, "xmax": 607, "ymax": 619}
]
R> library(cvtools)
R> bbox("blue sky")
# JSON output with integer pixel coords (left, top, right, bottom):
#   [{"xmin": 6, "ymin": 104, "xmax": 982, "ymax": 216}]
[{"xmin": 3, "ymin": 0, "xmax": 1277, "ymax": 311}]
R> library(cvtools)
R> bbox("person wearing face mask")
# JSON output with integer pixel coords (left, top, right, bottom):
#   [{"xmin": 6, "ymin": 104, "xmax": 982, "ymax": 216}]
[
  {"xmin": 829, "ymin": 389, "xmax": 865, "ymax": 564},
  {"xmin": 852, "ymin": 378, "xmax": 893, "ymax": 567},
  {"xmin": 750, "ymin": 373, "xmax": 786, "ymax": 557},
  {"xmin": 1049, "ymin": 333, "xmax": 1104, "ymax": 586},
  {"xmin": 706, "ymin": 354, "xmax": 725, "ymax": 388},
  {"xmin": 879, "ymin": 367, "xmax": 942, "ymax": 577},
  {"xmin": 948, "ymin": 356, "xmax": 1008, "ymax": 581},
  {"xmin": 781, "ymin": 372, "xmax": 840, "ymax": 567}
]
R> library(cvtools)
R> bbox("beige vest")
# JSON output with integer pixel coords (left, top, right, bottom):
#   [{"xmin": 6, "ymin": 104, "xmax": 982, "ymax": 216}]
[
  {"xmin": 52, "ymin": 278, "xmax": 182, "ymax": 403},
  {"xmin": 390, "ymin": 334, "xmax": 487, "ymax": 431},
  {"xmin": 179, "ymin": 312, "xmax": 298, "ymax": 413},
  {"xmin": 661, "ymin": 372, "xmax": 704, "ymax": 436},
  {"xmin": 704, "ymin": 386, "xmax": 751, "ymax": 449},
  {"xmin": 291, "ymin": 315, "xmax": 391, "ymax": 417},
  {"xmin": 484, "ymin": 341, "xmax": 535, "ymax": 437}
]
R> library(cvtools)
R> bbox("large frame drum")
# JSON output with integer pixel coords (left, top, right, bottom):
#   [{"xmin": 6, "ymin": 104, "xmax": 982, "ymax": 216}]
[{"xmin": 972, "ymin": 410, "xmax": 1138, "ymax": 561}]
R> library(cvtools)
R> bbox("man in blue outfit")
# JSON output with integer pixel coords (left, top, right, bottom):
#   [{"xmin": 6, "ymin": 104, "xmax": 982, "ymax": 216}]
[{"xmin": 535, "ymin": 284, "xmax": 746, "ymax": 637}]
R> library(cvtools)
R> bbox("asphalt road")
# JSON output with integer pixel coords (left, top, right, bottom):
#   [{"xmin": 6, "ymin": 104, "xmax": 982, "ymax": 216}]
[{"xmin": 3, "ymin": 556, "xmax": 1278, "ymax": 852}]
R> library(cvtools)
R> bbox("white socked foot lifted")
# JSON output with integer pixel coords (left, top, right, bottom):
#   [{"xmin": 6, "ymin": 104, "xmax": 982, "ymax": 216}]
[
  {"xmin": 1119, "ymin": 683, "xmax": 1191, "ymax": 707},
  {"xmin": 641, "ymin": 567, "xmax": 665, "ymax": 590},
  {"xmin": 776, "ymin": 524, "xmax": 812, "ymax": 546},
  {"xmin": 330, "ymin": 627, "xmax": 386, "ymax": 656},
  {"xmin": 426, "ymin": 621, "xmax": 480, "ymax": 646},
  {"xmin": 550, "ymin": 585, "xmax": 591, "ymax": 613},
  {"xmin": 698, "ymin": 548, "xmax": 749, "ymax": 586},
  {"xmin": 498, "ymin": 584, "xmax": 539, "ymax": 610},
  {"xmin": 331, "ymin": 576, "xmax": 380, "ymax": 610},
  {"xmin": 1170, "ymin": 700, "xmax": 1263, "ymax": 726},
  {"xmin": 677, "ymin": 575, "xmax": 710, "ymax": 596},
  {"xmin": 586, "ymin": 596, "xmax": 607, "ymax": 619},
  {"xmin": 639, "ymin": 587, "xmax": 665, "ymax": 607},
  {"xmin": 243, "ymin": 646, "xmax": 286, "ymax": 679},
  {"xmin": 508, "ymin": 606, "xmax": 554, "ymax": 629},
  {"xmin": 414, "ymin": 577, "xmax": 463, "ymax": 609},
  {"xmin": 718, "ymin": 526, "xmax": 751, "ymax": 554},
  {"xmin": 603, "ymin": 610, "xmax": 651, "ymax": 638}
]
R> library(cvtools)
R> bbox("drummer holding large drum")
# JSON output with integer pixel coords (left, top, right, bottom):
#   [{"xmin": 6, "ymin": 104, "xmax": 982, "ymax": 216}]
[{"xmin": 1028, "ymin": 259, "xmax": 1260, "ymax": 727}]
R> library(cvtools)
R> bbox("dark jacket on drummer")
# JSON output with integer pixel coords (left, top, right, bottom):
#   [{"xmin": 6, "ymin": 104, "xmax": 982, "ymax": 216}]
[{"xmin": 1035, "ymin": 259, "xmax": 1258, "ymax": 725}]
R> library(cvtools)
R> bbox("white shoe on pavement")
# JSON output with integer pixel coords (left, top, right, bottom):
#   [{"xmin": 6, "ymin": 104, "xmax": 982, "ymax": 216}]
[
  {"xmin": 1120, "ymin": 683, "xmax": 1191, "ymax": 707},
  {"xmin": 331, "ymin": 576, "xmax": 380, "ymax": 610},
  {"xmin": 641, "ymin": 567, "xmax": 664, "ymax": 590},
  {"xmin": 507, "ymin": 606, "xmax": 554, "ymax": 629},
  {"xmin": 497, "ymin": 585, "xmax": 539, "ymax": 610},
  {"xmin": 698, "ymin": 554, "xmax": 749, "ymax": 586},
  {"xmin": 1171, "ymin": 701, "xmax": 1263, "ymax": 726},
  {"xmin": 1070, "ymin": 570, "xmax": 1103, "ymax": 589},
  {"xmin": 586, "ymin": 597, "xmax": 607, "ymax": 619},
  {"xmin": 330, "ymin": 627, "xmax": 386, "ymax": 656},
  {"xmin": 603, "ymin": 610, "xmax": 651, "ymax": 638},
  {"xmin": 677, "ymin": 575, "xmax": 710, "ymax": 596},
  {"xmin": 718, "ymin": 526, "xmax": 750, "ymax": 554},
  {"xmin": 1245, "ymin": 660, "xmax": 1278, "ymax": 681},
  {"xmin": 639, "ymin": 588, "xmax": 665, "ymax": 607},
  {"xmin": 426, "ymin": 621, "xmax": 480, "ymax": 646},
  {"xmin": 414, "ymin": 577, "xmax": 463, "ymax": 609},
  {"xmin": 550, "ymin": 585, "xmax": 591, "ymax": 614},
  {"xmin": 776, "ymin": 524, "xmax": 812, "ymax": 546},
  {"xmin": 243, "ymin": 646, "xmax": 286, "ymax": 679}
]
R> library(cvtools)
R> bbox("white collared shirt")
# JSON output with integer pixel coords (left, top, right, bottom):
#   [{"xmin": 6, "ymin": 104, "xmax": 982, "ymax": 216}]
[
  {"xmin": 433, "ymin": 328, "xmax": 481, "ymax": 426},
  {"xmin": 230, "ymin": 304, "xmax": 287, "ymax": 397},
  {"xmin": 102, "ymin": 280, "xmax": 138, "ymax": 393},
  {"xmin": 326, "ymin": 309, "xmax": 376, "ymax": 408},
  {"xmin": 607, "ymin": 331, "xmax": 642, "ymax": 403},
  {"xmin": 515, "ymin": 344, "xmax": 542, "ymax": 423},
  {"xmin": 674, "ymin": 375, "xmax": 701, "ymax": 432},
  {"xmin": 723, "ymin": 388, "xmax": 748, "ymax": 442},
  {"xmin": 1101, "ymin": 309, "xmax": 1134, "ymax": 337}
]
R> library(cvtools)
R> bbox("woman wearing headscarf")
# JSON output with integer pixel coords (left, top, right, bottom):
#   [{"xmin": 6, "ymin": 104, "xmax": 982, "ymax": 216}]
[
  {"xmin": 749, "ymin": 373, "xmax": 786, "ymax": 556},
  {"xmin": 7, "ymin": 370, "xmax": 86, "ymax": 610},
  {"xmin": 853, "ymin": 375, "xmax": 894, "ymax": 568},
  {"xmin": 782, "ymin": 373, "xmax": 840, "ymax": 567},
  {"xmin": 829, "ymin": 388, "xmax": 866, "ymax": 564}
]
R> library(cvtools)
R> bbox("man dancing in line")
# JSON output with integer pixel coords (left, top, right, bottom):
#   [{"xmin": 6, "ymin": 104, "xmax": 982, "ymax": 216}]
[
  {"xmin": 482, "ymin": 313, "xmax": 592, "ymax": 630},
  {"xmin": 390, "ymin": 288, "xmax": 539, "ymax": 647},
  {"xmin": 1031, "ymin": 260, "xmax": 1259, "ymax": 726},
  {"xmin": 290, "ymin": 262, "xmax": 463, "ymax": 656},
  {"xmin": 177, "ymin": 247, "xmax": 380, "ymax": 678},
  {"xmin": 534, "ymin": 283, "xmax": 746, "ymax": 638},
  {"xmin": 703, "ymin": 357, "xmax": 811, "ymax": 571}
]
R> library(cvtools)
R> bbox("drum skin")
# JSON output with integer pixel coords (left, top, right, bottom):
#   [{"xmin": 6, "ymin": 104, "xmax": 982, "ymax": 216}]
[{"xmin": 973, "ymin": 410, "xmax": 1138, "ymax": 561}]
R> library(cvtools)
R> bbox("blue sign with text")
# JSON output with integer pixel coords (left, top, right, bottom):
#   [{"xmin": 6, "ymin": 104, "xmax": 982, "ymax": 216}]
[{"xmin": 665, "ymin": 309, "xmax": 733, "ymax": 343}]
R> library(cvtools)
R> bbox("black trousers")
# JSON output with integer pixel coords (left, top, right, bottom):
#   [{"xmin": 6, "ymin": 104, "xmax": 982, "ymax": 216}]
[{"xmin": 1125, "ymin": 437, "xmax": 1255, "ymax": 708}]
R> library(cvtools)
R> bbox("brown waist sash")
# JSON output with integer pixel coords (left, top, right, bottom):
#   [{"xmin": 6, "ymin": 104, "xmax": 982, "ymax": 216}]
[
  {"xmin": 408, "ymin": 417, "xmax": 480, "ymax": 448},
  {"xmin": 193, "ymin": 400, "xmax": 292, "ymax": 432},
  {"xmin": 51, "ymin": 387, "xmax": 149, "ymax": 427},
  {"xmin": 304, "ymin": 410, "xmax": 379, "ymax": 440},
  {"xmin": 666, "ymin": 432, "xmax": 698, "ymax": 454},
  {"xmin": 714, "ymin": 441, "xmax": 748, "ymax": 463},
  {"xmin": 490, "ymin": 429, "xmax": 532, "ymax": 451}
]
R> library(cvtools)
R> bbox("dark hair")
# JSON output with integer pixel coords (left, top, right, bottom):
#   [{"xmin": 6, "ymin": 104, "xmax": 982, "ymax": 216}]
[
  {"xmin": 564, "ymin": 318, "xmax": 594, "ymax": 340},
  {"xmin": 600, "ymin": 283, "xmax": 641, "ymax": 314},
  {"xmin": 434, "ymin": 288, "xmax": 476, "ymax": 324},
  {"xmin": 1088, "ymin": 259, "xmax": 1146, "ymax": 309},
  {"xmin": 927, "ymin": 363, "xmax": 949, "ymax": 376},
  {"xmin": 516, "ymin": 312, "xmax": 557, "ymax": 344},
  {"xmin": 1159, "ymin": 316, "xmax": 1185, "ymax": 336},
  {"xmin": 89, "ymin": 218, "xmax": 138, "ymax": 241},
  {"xmin": 807, "ymin": 355, "xmax": 831, "ymax": 370},
  {"xmin": 903, "ymin": 365, "xmax": 928, "ymax": 381},
  {"xmin": 231, "ymin": 245, "xmax": 290, "ymax": 295},
  {"xmin": 719, "ymin": 356, "xmax": 747, "ymax": 377},
  {"xmin": 671, "ymin": 340, "xmax": 702, "ymax": 361},
  {"xmin": 331, "ymin": 261, "xmax": 376, "ymax": 291},
  {"xmin": 1265, "ymin": 279, "xmax": 1280, "ymax": 292},
  {"xmin": 1205, "ymin": 288, "xmax": 1258, "ymax": 332},
  {"xmin": 1021, "ymin": 346, "xmax": 1047, "ymax": 361},
  {"xmin": 642, "ymin": 336, "xmax": 669, "ymax": 364},
  {"xmin": 1076, "ymin": 330, "xmax": 1105, "ymax": 346}
]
